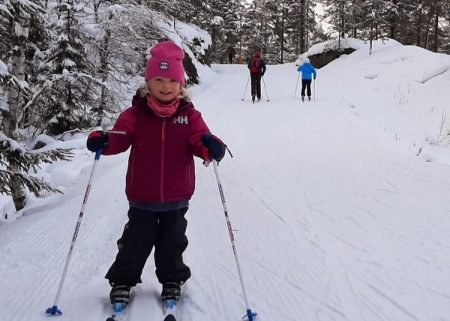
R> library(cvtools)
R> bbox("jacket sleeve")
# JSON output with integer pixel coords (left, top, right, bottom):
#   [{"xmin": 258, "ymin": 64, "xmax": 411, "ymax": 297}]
[
  {"xmin": 188, "ymin": 110, "xmax": 211, "ymax": 160},
  {"xmin": 261, "ymin": 61, "xmax": 267, "ymax": 74},
  {"xmin": 102, "ymin": 107, "xmax": 135, "ymax": 155},
  {"xmin": 312, "ymin": 67, "xmax": 317, "ymax": 78},
  {"xmin": 297, "ymin": 65, "xmax": 303, "ymax": 72}
]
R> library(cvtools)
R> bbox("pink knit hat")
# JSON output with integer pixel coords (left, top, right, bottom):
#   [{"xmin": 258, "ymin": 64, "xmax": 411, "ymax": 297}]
[{"xmin": 145, "ymin": 41, "xmax": 185, "ymax": 84}]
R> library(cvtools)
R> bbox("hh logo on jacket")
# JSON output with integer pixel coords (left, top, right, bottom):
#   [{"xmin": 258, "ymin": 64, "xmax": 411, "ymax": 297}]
[{"xmin": 173, "ymin": 116, "xmax": 188, "ymax": 125}]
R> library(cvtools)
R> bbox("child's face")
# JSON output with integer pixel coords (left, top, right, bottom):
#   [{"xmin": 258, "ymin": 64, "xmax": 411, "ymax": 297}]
[{"xmin": 149, "ymin": 77, "xmax": 182, "ymax": 103}]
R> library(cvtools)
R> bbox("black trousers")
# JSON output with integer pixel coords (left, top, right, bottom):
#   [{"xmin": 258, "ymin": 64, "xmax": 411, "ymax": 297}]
[
  {"xmin": 105, "ymin": 207, "xmax": 191, "ymax": 286},
  {"xmin": 250, "ymin": 74, "xmax": 262, "ymax": 99},
  {"xmin": 301, "ymin": 79, "xmax": 312, "ymax": 97}
]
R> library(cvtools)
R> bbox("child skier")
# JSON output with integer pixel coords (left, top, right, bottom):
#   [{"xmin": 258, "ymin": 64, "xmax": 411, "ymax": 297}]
[
  {"xmin": 86, "ymin": 41, "xmax": 227, "ymax": 311},
  {"xmin": 297, "ymin": 57, "xmax": 317, "ymax": 101}
]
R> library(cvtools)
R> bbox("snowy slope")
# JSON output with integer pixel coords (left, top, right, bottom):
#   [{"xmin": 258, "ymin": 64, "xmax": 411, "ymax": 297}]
[{"xmin": 2, "ymin": 41, "xmax": 450, "ymax": 321}]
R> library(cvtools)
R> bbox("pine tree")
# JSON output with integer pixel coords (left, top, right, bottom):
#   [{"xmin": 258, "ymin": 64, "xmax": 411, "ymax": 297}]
[
  {"xmin": 0, "ymin": 133, "xmax": 72, "ymax": 211},
  {"xmin": 0, "ymin": 0, "xmax": 45, "ymax": 139},
  {"xmin": 35, "ymin": 0, "xmax": 102, "ymax": 135}
]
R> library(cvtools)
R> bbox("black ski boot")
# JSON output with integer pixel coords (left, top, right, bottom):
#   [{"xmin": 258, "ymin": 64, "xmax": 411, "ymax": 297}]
[
  {"xmin": 308, "ymin": 96, "xmax": 311, "ymax": 101},
  {"xmin": 252, "ymin": 95, "xmax": 255, "ymax": 103},
  {"xmin": 301, "ymin": 96, "xmax": 305, "ymax": 102},
  {"xmin": 161, "ymin": 282, "xmax": 181, "ymax": 301},
  {"xmin": 110, "ymin": 285, "xmax": 131, "ymax": 304}
]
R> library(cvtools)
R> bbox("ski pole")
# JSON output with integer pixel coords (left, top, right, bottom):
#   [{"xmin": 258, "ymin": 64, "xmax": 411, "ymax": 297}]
[
  {"xmin": 262, "ymin": 76, "xmax": 270, "ymax": 102},
  {"xmin": 314, "ymin": 78, "xmax": 316, "ymax": 101},
  {"xmin": 294, "ymin": 73, "xmax": 300, "ymax": 98},
  {"xmin": 241, "ymin": 76, "xmax": 250, "ymax": 101},
  {"xmin": 46, "ymin": 149, "xmax": 102, "ymax": 316},
  {"xmin": 212, "ymin": 161, "xmax": 257, "ymax": 321}
]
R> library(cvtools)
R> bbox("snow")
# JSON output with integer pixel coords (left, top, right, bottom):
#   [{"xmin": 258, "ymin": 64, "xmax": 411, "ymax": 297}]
[
  {"xmin": 295, "ymin": 38, "xmax": 369, "ymax": 65},
  {"xmin": 0, "ymin": 59, "xmax": 8, "ymax": 75},
  {"xmin": 1, "ymin": 40, "xmax": 450, "ymax": 321},
  {"xmin": 0, "ymin": 4, "xmax": 10, "ymax": 16},
  {"xmin": 309, "ymin": 37, "xmax": 367, "ymax": 56}
]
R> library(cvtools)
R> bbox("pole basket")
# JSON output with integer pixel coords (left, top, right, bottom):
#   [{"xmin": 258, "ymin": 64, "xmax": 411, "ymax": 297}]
[
  {"xmin": 46, "ymin": 305, "xmax": 62, "ymax": 316},
  {"xmin": 242, "ymin": 309, "xmax": 258, "ymax": 321}
]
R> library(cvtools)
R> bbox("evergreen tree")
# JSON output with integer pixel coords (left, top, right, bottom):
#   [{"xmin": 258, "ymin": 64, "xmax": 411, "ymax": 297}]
[
  {"xmin": 0, "ymin": 133, "xmax": 72, "ymax": 211},
  {"xmin": 285, "ymin": 0, "xmax": 318, "ymax": 59},
  {"xmin": 0, "ymin": 0, "xmax": 45, "ymax": 139},
  {"xmin": 34, "ymin": 0, "xmax": 102, "ymax": 135}
]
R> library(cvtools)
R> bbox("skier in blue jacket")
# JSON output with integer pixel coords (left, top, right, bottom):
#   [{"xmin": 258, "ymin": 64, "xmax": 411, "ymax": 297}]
[{"xmin": 297, "ymin": 58, "xmax": 317, "ymax": 101}]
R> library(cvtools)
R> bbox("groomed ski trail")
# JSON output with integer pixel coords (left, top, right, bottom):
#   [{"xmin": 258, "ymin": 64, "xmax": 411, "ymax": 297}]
[{"xmin": 1, "ymin": 62, "xmax": 450, "ymax": 321}]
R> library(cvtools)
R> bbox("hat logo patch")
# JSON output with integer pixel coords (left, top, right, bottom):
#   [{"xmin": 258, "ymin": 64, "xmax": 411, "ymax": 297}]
[{"xmin": 160, "ymin": 62, "xmax": 169, "ymax": 70}]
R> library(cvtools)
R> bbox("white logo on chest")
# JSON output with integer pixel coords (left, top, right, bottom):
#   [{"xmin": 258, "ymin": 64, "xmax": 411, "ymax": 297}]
[{"xmin": 173, "ymin": 115, "xmax": 188, "ymax": 124}]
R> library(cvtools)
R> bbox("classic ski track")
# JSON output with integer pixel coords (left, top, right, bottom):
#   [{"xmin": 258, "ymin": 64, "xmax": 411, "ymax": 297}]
[
  {"xmin": 1, "ymin": 153, "xmax": 130, "ymax": 321},
  {"xmin": 301, "ymin": 100, "xmax": 448, "ymax": 321}
]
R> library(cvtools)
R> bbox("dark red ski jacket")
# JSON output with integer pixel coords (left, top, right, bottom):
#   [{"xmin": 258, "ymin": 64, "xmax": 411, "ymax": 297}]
[{"xmin": 102, "ymin": 94, "xmax": 210, "ymax": 203}]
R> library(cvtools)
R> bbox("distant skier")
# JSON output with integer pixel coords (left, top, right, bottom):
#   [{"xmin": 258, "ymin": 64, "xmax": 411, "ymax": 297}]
[
  {"xmin": 297, "ymin": 57, "xmax": 317, "ymax": 102},
  {"xmin": 226, "ymin": 46, "xmax": 236, "ymax": 64},
  {"xmin": 247, "ymin": 50, "xmax": 266, "ymax": 103},
  {"xmin": 86, "ymin": 41, "xmax": 227, "ymax": 311}
]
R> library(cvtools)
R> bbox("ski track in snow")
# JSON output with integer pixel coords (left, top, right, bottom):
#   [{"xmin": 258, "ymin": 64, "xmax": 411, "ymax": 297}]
[{"xmin": 2, "ymin": 63, "xmax": 450, "ymax": 321}]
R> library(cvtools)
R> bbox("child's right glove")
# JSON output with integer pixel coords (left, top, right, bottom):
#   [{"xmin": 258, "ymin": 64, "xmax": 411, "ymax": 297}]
[
  {"xmin": 202, "ymin": 134, "xmax": 226, "ymax": 162},
  {"xmin": 87, "ymin": 131, "xmax": 108, "ymax": 152}
]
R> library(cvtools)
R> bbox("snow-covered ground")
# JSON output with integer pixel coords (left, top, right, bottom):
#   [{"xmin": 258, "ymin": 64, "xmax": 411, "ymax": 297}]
[{"xmin": 2, "ymin": 40, "xmax": 450, "ymax": 321}]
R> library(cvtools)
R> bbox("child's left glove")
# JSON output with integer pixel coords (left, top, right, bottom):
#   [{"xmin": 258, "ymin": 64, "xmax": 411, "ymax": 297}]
[{"xmin": 202, "ymin": 134, "xmax": 226, "ymax": 162}]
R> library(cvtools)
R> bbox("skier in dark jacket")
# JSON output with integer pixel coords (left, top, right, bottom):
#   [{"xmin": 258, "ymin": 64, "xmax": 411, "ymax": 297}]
[
  {"xmin": 86, "ymin": 41, "xmax": 227, "ymax": 309},
  {"xmin": 247, "ymin": 50, "xmax": 267, "ymax": 103},
  {"xmin": 226, "ymin": 46, "xmax": 236, "ymax": 64},
  {"xmin": 297, "ymin": 57, "xmax": 317, "ymax": 101}
]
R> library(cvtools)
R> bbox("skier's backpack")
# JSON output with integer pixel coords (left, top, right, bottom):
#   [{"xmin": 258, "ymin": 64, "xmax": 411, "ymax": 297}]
[{"xmin": 249, "ymin": 59, "xmax": 261, "ymax": 74}]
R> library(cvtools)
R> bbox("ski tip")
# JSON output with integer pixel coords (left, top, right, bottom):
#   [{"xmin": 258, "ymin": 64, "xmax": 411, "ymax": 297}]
[
  {"xmin": 164, "ymin": 314, "xmax": 177, "ymax": 321},
  {"xmin": 106, "ymin": 318, "xmax": 115, "ymax": 321}
]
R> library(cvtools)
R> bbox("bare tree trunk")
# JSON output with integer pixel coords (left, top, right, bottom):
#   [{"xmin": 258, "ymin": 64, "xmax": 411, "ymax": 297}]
[
  {"xmin": 389, "ymin": 0, "xmax": 398, "ymax": 39},
  {"xmin": 5, "ymin": 17, "xmax": 29, "ymax": 211},
  {"xmin": 433, "ymin": 0, "xmax": 439, "ymax": 52},
  {"xmin": 416, "ymin": 5, "xmax": 423, "ymax": 46},
  {"xmin": 352, "ymin": 3, "xmax": 357, "ymax": 38},
  {"xmin": 299, "ymin": 0, "xmax": 306, "ymax": 53},
  {"xmin": 341, "ymin": 1, "xmax": 345, "ymax": 38},
  {"xmin": 280, "ymin": 13, "xmax": 285, "ymax": 64},
  {"xmin": 98, "ymin": 13, "xmax": 113, "ymax": 126}
]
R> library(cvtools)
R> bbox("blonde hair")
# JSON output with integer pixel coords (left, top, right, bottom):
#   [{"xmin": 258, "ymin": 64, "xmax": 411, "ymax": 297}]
[{"xmin": 139, "ymin": 81, "xmax": 191, "ymax": 101}]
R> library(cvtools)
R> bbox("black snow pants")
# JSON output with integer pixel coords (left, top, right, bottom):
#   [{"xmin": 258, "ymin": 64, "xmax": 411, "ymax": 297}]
[
  {"xmin": 301, "ymin": 79, "xmax": 312, "ymax": 98},
  {"xmin": 250, "ymin": 73, "xmax": 262, "ymax": 99},
  {"xmin": 105, "ymin": 206, "xmax": 191, "ymax": 287}
]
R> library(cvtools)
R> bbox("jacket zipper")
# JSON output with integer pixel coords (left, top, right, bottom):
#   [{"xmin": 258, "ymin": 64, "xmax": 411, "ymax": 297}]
[{"xmin": 160, "ymin": 119, "xmax": 166, "ymax": 202}]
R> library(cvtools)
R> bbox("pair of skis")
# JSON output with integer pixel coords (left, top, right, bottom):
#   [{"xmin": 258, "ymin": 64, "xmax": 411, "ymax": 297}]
[{"xmin": 106, "ymin": 299, "xmax": 178, "ymax": 321}]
